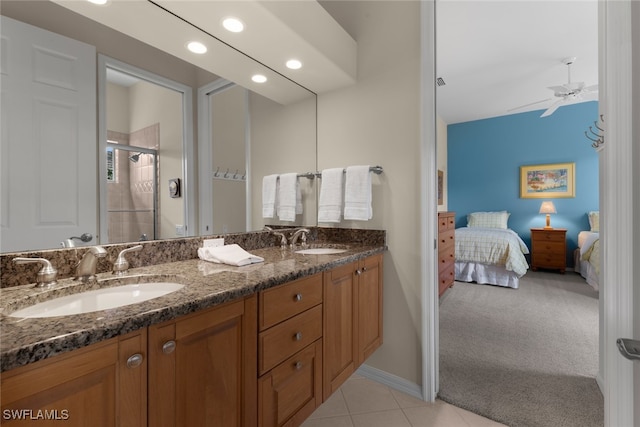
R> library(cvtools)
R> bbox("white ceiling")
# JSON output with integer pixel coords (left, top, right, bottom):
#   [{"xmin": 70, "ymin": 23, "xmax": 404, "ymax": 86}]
[{"xmin": 436, "ymin": 0, "xmax": 599, "ymax": 124}]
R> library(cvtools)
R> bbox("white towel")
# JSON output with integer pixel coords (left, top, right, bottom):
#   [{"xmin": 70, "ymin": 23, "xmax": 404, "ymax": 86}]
[
  {"xmin": 344, "ymin": 165, "xmax": 372, "ymax": 221},
  {"xmin": 197, "ymin": 244, "xmax": 264, "ymax": 267},
  {"xmin": 277, "ymin": 173, "xmax": 298, "ymax": 222},
  {"xmin": 262, "ymin": 174, "xmax": 278, "ymax": 218},
  {"xmin": 318, "ymin": 168, "xmax": 344, "ymax": 223}
]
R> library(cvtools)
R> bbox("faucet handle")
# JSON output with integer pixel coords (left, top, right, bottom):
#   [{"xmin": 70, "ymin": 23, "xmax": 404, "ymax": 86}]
[
  {"xmin": 13, "ymin": 257, "xmax": 58, "ymax": 287},
  {"xmin": 113, "ymin": 245, "xmax": 143, "ymax": 275}
]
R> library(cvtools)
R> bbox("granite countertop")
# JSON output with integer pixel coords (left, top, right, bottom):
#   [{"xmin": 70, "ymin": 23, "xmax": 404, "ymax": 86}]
[{"xmin": 0, "ymin": 243, "xmax": 385, "ymax": 372}]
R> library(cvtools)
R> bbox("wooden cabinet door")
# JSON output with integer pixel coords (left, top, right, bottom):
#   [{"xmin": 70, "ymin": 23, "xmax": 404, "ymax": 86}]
[
  {"xmin": 356, "ymin": 254, "xmax": 383, "ymax": 366},
  {"xmin": 1, "ymin": 330, "xmax": 146, "ymax": 427},
  {"xmin": 322, "ymin": 261, "xmax": 358, "ymax": 400},
  {"xmin": 148, "ymin": 296, "xmax": 257, "ymax": 427}
]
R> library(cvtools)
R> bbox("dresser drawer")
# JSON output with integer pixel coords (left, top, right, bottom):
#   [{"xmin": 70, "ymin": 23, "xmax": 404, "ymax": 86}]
[
  {"xmin": 438, "ymin": 244, "xmax": 455, "ymax": 266},
  {"xmin": 532, "ymin": 232, "xmax": 565, "ymax": 243},
  {"xmin": 259, "ymin": 305, "xmax": 322, "ymax": 375},
  {"xmin": 438, "ymin": 263, "xmax": 455, "ymax": 287},
  {"xmin": 438, "ymin": 229, "xmax": 455, "ymax": 251},
  {"xmin": 532, "ymin": 254, "xmax": 565, "ymax": 268},
  {"xmin": 533, "ymin": 241, "xmax": 565, "ymax": 254},
  {"xmin": 259, "ymin": 273, "xmax": 322, "ymax": 331},
  {"xmin": 438, "ymin": 214, "xmax": 455, "ymax": 232}
]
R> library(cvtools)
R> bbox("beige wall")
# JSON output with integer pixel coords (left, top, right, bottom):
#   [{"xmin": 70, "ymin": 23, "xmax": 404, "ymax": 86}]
[{"xmin": 318, "ymin": 1, "xmax": 425, "ymax": 385}]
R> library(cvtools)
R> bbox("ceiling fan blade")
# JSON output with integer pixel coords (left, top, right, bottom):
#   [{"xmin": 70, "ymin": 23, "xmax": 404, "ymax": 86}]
[
  {"xmin": 508, "ymin": 98, "xmax": 553, "ymax": 112},
  {"xmin": 540, "ymin": 100, "xmax": 564, "ymax": 117}
]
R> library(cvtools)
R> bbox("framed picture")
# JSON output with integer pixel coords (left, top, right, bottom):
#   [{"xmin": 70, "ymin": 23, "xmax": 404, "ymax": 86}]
[
  {"xmin": 520, "ymin": 162, "xmax": 575, "ymax": 198},
  {"xmin": 437, "ymin": 169, "xmax": 444, "ymax": 205}
]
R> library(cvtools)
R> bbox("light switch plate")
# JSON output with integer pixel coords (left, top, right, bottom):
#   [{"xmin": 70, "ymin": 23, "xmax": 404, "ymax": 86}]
[{"xmin": 203, "ymin": 238, "xmax": 224, "ymax": 247}]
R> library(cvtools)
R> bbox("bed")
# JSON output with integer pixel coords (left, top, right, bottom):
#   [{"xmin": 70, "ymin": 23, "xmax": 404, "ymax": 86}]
[
  {"xmin": 574, "ymin": 211, "xmax": 600, "ymax": 291},
  {"xmin": 454, "ymin": 211, "xmax": 530, "ymax": 289}
]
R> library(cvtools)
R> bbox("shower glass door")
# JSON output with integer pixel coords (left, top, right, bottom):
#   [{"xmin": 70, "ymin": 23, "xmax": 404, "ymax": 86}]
[{"xmin": 106, "ymin": 142, "xmax": 158, "ymax": 243}]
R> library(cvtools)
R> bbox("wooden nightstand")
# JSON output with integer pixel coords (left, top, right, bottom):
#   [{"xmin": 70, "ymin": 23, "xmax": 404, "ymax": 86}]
[{"xmin": 530, "ymin": 228, "xmax": 567, "ymax": 273}]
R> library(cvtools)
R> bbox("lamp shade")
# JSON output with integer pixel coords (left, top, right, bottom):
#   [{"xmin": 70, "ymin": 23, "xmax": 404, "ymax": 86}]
[{"xmin": 539, "ymin": 201, "xmax": 557, "ymax": 214}]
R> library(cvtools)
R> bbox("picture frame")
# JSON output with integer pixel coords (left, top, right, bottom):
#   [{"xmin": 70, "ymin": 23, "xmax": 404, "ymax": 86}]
[
  {"xmin": 520, "ymin": 162, "xmax": 575, "ymax": 198},
  {"xmin": 437, "ymin": 169, "xmax": 444, "ymax": 205}
]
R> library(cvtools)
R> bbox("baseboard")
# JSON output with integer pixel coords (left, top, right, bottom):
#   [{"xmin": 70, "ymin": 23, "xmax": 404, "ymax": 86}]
[{"xmin": 356, "ymin": 364, "xmax": 424, "ymax": 401}]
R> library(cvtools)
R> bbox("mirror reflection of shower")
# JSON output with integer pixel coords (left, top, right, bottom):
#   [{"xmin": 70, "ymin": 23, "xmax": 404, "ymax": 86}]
[
  {"xmin": 106, "ymin": 141, "xmax": 158, "ymax": 243},
  {"xmin": 103, "ymin": 61, "xmax": 185, "ymax": 244}
]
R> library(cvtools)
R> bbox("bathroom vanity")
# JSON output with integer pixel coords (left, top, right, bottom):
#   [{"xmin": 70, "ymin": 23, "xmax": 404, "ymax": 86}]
[{"xmin": 0, "ymin": 229, "xmax": 385, "ymax": 427}]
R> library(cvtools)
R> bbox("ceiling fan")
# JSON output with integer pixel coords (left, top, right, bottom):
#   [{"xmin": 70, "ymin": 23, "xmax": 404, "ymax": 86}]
[{"xmin": 512, "ymin": 57, "xmax": 598, "ymax": 117}]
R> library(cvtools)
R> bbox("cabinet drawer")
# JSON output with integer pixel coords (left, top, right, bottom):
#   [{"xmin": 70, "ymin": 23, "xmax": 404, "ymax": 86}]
[
  {"xmin": 533, "ymin": 243, "xmax": 565, "ymax": 255},
  {"xmin": 259, "ymin": 273, "xmax": 322, "ymax": 331},
  {"xmin": 438, "ymin": 263, "xmax": 455, "ymax": 287},
  {"xmin": 438, "ymin": 214, "xmax": 455, "ymax": 232},
  {"xmin": 438, "ymin": 245, "xmax": 454, "ymax": 265},
  {"xmin": 438, "ymin": 229, "xmax": 455, "ymax": 250},
  {"xmin": 258, "ymin": 340, "xmax": 322, "ymax": 427},
  {"xmin": 259, "ymin": 305, "xmax": 322, "ymax": 375},
  {"xmin": 532, "ymin": 232, "xmax": 565, "ymax": 243}
]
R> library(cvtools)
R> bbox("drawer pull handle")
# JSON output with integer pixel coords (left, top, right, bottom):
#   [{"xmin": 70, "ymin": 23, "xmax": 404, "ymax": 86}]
[
  {"xmin": 294, "ymin": 332, "xmax": 303, "ymax": 341},
  {"xmin": 127, "ymin": 353, "xmax": 143, "ymax": 368},
  {"xmin": 294, "ymin": 293, "xmax": 302, "ymax": 302},
  {"xmin": 162, "ymin": 340, "xmax": 176, "ymax": 354},
  {"xmin": 294, "ymin": 361, "xmax": 303, "ymax": 370},
  {"xmin": 356, "ymin": 269, "xmax": 362, "ymax": 275}
]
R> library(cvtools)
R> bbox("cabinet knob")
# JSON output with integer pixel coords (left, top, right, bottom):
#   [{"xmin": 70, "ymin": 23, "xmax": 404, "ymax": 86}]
[
  {"xmin": 362, "ymin": 266, "xmax": 367, "ymax": 272},
  {"xmin": 294, "ymin": 332, "xmax": 303, "ymax": 341},
  {"xmin": 355, "ymin": 269, "xmax": 362, "ymax": 276},
  {"xmin": 293, "ymin": 293, "xmax": 302, "ymax": 302},
  {"xmin": 126, "ymin": 353, "xmax": 143, "ymax": 368},
  {"xmin": 162, "ymin": 340, "xmax": 176, "ymax": 354},
  {"xmin": 294, "ymin": 361, "xmax": 303, "ymax": 370}
]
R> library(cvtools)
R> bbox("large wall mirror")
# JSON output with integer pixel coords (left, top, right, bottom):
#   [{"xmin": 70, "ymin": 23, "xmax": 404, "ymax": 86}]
[{"xmin": 0, "ymin": 0, "xmax": 317, "ymax": 253}]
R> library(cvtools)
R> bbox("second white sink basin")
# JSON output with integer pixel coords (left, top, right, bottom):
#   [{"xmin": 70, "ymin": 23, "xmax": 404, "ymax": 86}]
[
  {"xmin": 9, "ymin": 282, "xmax": 184, "ymax": 318},
  {"xmin": 295, "ymin": 248, "xmax": 348, "ymax": 255}
]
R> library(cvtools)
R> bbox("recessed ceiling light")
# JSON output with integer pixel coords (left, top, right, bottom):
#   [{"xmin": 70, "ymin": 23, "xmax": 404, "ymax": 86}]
[
  {"xmin": 252, "ymin": 74, "xmax": 267, "ymax": 83},
  {"xmin": 187, "ymin": 41, "xmax": 207, "ymax": 54},
  {"xmin": 87, "ymin": 0, "xmax": 109, "ymax": 5},
  {"xmin": 286, "ymin": 59, "xmax": 302, "ymax": 70},
  {"xmin": 223, "ymin": 17, "xmax": 245, "ymax": 33}
]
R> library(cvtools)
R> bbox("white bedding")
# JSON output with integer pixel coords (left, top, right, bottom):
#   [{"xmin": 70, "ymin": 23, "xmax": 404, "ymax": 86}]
[
  {"xmin": 576, "ymin": 230, "xmax": 600, "ymax": 291},
  {"xmin": 454, "ymin": 227, "xmax": 530, "ymax": 289}
]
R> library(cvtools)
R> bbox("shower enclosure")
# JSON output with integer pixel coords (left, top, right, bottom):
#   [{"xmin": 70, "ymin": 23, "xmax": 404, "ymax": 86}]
[{"xmin": 106, "ymin": 127, "xmax": 158, "ymax": 243}]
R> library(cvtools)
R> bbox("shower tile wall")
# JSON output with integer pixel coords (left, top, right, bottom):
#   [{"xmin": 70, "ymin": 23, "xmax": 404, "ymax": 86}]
[{"xmin": 107, "ymin": 123, "xmax": 159, "ymax": 243}]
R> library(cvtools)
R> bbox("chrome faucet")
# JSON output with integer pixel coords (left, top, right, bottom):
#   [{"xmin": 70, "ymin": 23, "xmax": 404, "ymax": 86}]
[
  {"xmin": 13, "ymin": 257, "xmax": 58, "ymax": 287},
  {"xmin": 113, "ymin": 245, "xmax": 143, "ymax": 276},
  {"xmin": 289, "ymin": 228, "xmax": 310, "ymax": 248},
  {"xmin": 75, "ymin": 246, "xmax": 107, "ymax": 282},
  {"xmin": 264, "ymin": 226, "xmax": 288, "ymax": 248}
]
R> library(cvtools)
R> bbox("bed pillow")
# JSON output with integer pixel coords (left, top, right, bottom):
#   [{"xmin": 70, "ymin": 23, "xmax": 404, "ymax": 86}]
[
  {"xmin": 467, "ymin": 211, "xmax": 510, "ymax": 229},
  {"xmin": 588, "ymin": 211, "xmax": 599, "ymax": 232}
]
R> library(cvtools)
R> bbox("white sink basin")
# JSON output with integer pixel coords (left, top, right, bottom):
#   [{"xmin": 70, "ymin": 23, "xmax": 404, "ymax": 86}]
[
  {"xmin": 295, "ymin": 248, "xmax": 348, "ymax": 255},
  {"xmin": 9, "ymin": 282, "xmax": 184, "ymax": 318}
]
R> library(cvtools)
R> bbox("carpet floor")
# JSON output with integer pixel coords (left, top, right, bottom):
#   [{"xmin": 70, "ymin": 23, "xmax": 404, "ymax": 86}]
[{"xmin": 438, "ymin": 271, "xmax": 603, "ymax": 427}]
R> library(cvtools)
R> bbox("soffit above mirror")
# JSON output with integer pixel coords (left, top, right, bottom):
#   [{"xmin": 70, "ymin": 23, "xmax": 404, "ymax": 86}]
[{"xmin": 51, "ymin": 0, "xmax": 357, "ymax": 104}]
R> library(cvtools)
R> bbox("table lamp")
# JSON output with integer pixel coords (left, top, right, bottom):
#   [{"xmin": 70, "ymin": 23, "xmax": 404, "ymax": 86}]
[{"xmin": 539, "ymin": 201, "xmax": 557, "ymax": 229}]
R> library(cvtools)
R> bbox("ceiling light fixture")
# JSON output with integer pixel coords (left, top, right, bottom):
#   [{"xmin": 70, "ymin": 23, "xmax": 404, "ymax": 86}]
[
  {"xmin": 222, "ymin": 18, "xmax": 245, "ymax": 33},
  {"xmin": 87, "ymin": 0, "xmax": 109, "ymax": 5},
  {"xmin": 286, "ymin": 59, "xmax": 302, "ymax": 70},
  {"xmin": 187, "ymin": 41, "xmax": 207, "ymax": 54},
  {"xmin": 251, "ymin": 74, "xmax": 267, "ymax": 83}
]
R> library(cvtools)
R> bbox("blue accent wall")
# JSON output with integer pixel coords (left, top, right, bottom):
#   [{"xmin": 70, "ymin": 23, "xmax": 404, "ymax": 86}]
[{"xmin": 447, "ymin": 102, "xmax": 599, "ymax": 268}]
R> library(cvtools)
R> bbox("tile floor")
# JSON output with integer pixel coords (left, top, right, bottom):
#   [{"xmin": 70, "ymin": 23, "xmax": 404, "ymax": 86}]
[{"xmin": 301, "ymin": 374, "xmax": 507, "ymax": 427}]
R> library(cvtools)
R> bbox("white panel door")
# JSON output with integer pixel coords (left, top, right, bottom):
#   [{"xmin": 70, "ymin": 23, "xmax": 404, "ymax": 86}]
[{"xmin": 1, "ymin": 16, "xmax": 97, "ymax": 252}]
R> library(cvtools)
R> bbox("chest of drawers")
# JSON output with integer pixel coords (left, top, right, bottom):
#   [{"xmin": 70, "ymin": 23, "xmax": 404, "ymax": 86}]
[
  {"xmin": 438, "ymin": 212, "xmax": 456, "ymax": 296},
  {"xmin": 530, "ymin": 228, "xmax": 567, "ymax": 273}
]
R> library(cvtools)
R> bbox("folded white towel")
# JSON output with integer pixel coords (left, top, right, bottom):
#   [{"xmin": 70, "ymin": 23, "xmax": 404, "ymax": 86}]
[
  {"xmin": 318, "ymin": 168, "xmax": 344, "ymax": 223},
  {"xmin": 344, "ymin": 165, "xmax": 372, "ymax": 221},
  {"xmin": 262, "ymin": 174, "xmax": 279, "ymax": 218},
  {"xmin": 277, "ymin": 173, "xmax": 298, "ymax": 222},
  {"xmin": 197, "ymin": 244, "xmax": 264, "ymax": 267}
]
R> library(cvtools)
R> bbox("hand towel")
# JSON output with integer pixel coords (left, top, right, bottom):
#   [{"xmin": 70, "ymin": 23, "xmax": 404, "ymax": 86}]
[
  {"xmin": 277, "ymin": 173, "xmax": 298, "ymax": 222},
  {"xmin": 262, "ymin": 174, "xmax": 279, "ymax": 218},
  {"xmin": 197, "ymin": 244, "xmax": 264, "ymax": 267},
  {"xmin": 344, "ymin": 165, "xmax": 372, "ymax": 221},
  {"xmin": 318, "ymin": 168, "xmax": 344, "ymax": 223}
]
